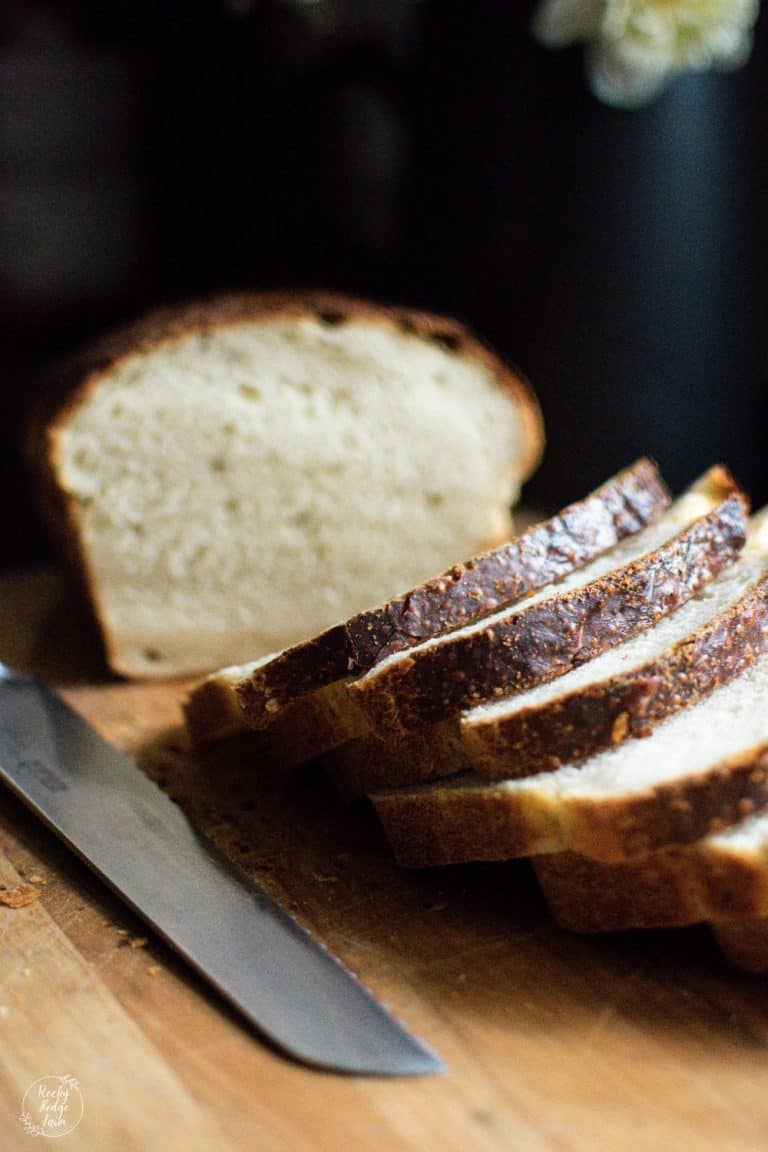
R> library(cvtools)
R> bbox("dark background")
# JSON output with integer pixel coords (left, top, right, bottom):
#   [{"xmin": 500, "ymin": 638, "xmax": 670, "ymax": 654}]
[{"xmin": 3, "ymin": 0, "xmax": 767, "ymax": 568}]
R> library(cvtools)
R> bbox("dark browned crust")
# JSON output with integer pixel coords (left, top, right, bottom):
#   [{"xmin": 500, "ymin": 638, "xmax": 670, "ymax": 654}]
[
  {"xmin": 26, "ymin": 289, "xmax": 544, "ymax": 679},
  {"xmin": 236, "ymin": 458, "xmax": 671, "ymax": 729},
  {"xmin": 567, "ymin": 749, "xmax": 768, "ymax": 860},
  {"xmin": 372, "ymin": 745, "xmax": 768, "ymax": 869},
  {"xmin": 714, "ymin": 920, "xmax": 768, "ymax": 973},
  {"xmin": 466, "ymin": 571, "xmax": 768, "ymax": 780},
  {"xmin": 297, "ymin": 558, "xmax": 768, "ymax": 800},
  {"xmin": 351, "ymin": 486, "xmax": 749, "ymax": 735}
]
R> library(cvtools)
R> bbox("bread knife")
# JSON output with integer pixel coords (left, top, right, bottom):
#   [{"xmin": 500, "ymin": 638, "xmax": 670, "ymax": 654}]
[{"xmin": 0, "ymin": 663, "xmax": 442, "ymax": 1076}]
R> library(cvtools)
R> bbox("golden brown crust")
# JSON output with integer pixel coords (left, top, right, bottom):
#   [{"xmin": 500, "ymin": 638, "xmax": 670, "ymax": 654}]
[
  {"xmin": 351, "ymin": 482, "xmax": 748, "ymax": 735},
  {"xmin": 372, "ymin": 745, "xmax": 768, "ymax": 869},
  {"xmin": 236, "ymin": 458, "xmax": 671, "ymax": 730},
  {"xmin": 534, "ymin": 846, "xmax": 768, "ymax": 933},
  {"xmin": 465, "ymin": 571, "xmax": 768, "ymax": 780}
]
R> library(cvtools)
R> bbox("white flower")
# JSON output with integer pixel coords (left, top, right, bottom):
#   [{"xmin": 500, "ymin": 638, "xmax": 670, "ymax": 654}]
[{"xmin": 532, "ymin": 0, "xmax": 761, "ymax": 107}]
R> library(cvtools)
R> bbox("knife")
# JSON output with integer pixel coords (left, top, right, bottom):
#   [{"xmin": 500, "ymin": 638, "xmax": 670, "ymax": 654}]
[{"xmin": 0, "ymin": 663, "xmax": 442, "ymax": 1076}]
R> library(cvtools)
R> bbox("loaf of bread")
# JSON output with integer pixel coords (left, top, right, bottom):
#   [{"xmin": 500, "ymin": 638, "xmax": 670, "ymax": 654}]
[{"xmin": 30, "ymin": 291, "xmax": 543, "ymax": 679}]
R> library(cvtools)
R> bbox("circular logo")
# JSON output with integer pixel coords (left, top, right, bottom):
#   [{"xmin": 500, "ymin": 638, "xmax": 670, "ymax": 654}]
[{"xmin": 19, "ymin": 1075, "xmax": 84, "ymax": 1139}]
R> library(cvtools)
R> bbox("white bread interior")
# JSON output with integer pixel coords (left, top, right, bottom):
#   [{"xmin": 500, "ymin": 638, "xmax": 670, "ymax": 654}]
[{"xmin": 51, "ymin": 312, "xmax": 538, "ymax": 677}]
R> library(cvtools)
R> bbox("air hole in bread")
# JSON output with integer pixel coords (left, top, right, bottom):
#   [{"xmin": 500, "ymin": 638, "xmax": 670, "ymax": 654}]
[
  {"xmin": 143, "ymin": 647, "xmax": 163, "ymax": 663},
  {"xmin": 429, "ymin": 330, "xmax": 462, "ymax": 353},
  {"xmin": 238, "ymin": 382, "xmax": 261, "ymax": 401},
  {"xmin": 210, "ymin": 456, "xmax": 226, "ymax": 473},
  {"xmin": 316, "ymin": 309, "xmax": 346, "ymax": 326},
  {"xmin": 426, "ymin": 492, "xmax": 445, "ymax": 507},
  {"xmin": 225, "ymin": 497, "xmax": 240, "ymax": 513}
]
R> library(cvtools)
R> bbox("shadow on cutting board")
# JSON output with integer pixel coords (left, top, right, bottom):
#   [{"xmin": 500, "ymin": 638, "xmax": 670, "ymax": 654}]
[{"xmin": 130, "ymin": 722, "xmax": 768, "ymax": 1057}]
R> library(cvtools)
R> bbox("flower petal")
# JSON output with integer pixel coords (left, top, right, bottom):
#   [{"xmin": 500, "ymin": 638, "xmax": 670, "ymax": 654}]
[
  {"xmin": 586, "ymin": 40, "xmax": 672, "ymax": 107},
  {"xmin": 531, "ymin": 0, "xmax": 606, "ymax": 48},
  {"xmin": 711, "ymin": 29, "xmax": 755, "ymax": 72}
]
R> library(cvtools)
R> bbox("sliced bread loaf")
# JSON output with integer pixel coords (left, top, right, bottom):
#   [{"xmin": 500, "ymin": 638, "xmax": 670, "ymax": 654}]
[
  {"xmin": 326, "ymin": 505, "xmax": 768, "ymax": 799},
  {"xmin": 187, "ymin": 458, "xmax": 670, "ymax": 742},
  {"xmin": 348, "ymin": 467, "xmax": 746, "ymax": 735},
  {"xmin": 372, "ymin": 649, "xmax": 768, "ymax": 867},
  {"xmin": 190, "ymin": 467, "xmax": 742, "ymax": 796},
  {"xmin": 31, "ymin": 291, "xmax": 543, "ymax": 679}
]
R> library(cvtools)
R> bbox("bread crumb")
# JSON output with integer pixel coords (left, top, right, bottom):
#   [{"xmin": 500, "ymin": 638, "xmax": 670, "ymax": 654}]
[
  {"xmin": 611, "ymin": 712, "xmax": 630, "ymax": 743},
  {"xmin": 28, "ymin": 874, "xmax": 46, "ymax": 885},
  {"xmin": 0, "ymin": 884, "xmax": 39, "ymax": 909},
  {"xmin": 130, "ymin": 937, "xmax": 149, "ymax": 949},
  {"xmin": 147, "ymin": 965, "xmax": 161, "ymax": 976}
]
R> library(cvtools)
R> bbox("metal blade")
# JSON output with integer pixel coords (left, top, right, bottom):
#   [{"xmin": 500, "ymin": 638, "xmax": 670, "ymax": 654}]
[{"xmin": 0, "ymin": 664, "xmax": 442, "ymax": 1076}]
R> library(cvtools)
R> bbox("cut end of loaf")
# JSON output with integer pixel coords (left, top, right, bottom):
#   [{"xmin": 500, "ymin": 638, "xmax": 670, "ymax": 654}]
[{"xmin": 44, "ymin": 293, "xmax": 542, "ymax": 678}]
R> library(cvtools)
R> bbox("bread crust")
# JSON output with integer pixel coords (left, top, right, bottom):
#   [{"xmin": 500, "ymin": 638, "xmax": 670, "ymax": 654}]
[
  {"xmin": 534, "ymin": 836, "xmax": 768, "ymax": 934},
  {"xmin": 465, "ymin": 571, "xmax": 768, "ymax": 780},
  {"xmin": 326, "ymin": 565, "xmax": 768, "ymax": 800},
  {"xmin": 372, "ymin": 744, "xmax": 768, "ymax": 868},
  {"xmin": 323, "ymin": 719, "xmax": 469, "ymax": 802},
  {"xmin": 27, "ymin": 290, "xmax": 545, "ymax": 679},
  {"xmin": 235, "ymin": 457, "xmax": 671, "ymax": 730},
  {"xmin": 350, "ymin": 482, "xmax": 748, "ymax": 735},
  {"xmin": 533, "ymin": 850, "xmax": 715, "ymax": 932}
]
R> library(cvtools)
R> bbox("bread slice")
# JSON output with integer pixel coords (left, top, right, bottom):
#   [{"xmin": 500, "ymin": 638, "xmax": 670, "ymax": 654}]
[
  {"xmin": 30, "ymin": 291, "xmax": 543, "ymax": 679},
  {"xmin": 348, "ymin": 466, "xmax": 746, "ymax": 735},
  {"xmin": 534, "ymin": 800, "xmax": 768, "ymax": 933},
  {"xmin": 372, "ymin": 648, "xmax": 768, "ymax": 868},
  {"xmin": 462, "ymin": 507, "xmax": 768, "ymax": 779},
  {"xmin": 327, "ymin": 504, "xmax": 768, "ymax": 799},
  {"xmin": 187, "ymin": 457, "xmax": 670, "ymax": 742},
  {"xmin": 533, "ymin": 828, "xmax": 768, "ymax": 972}
]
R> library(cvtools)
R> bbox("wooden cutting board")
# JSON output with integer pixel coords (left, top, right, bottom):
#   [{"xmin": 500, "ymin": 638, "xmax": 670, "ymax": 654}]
[{"xmin": 3, "ymin": 571, "xmax": 768, "ymax": 1152}]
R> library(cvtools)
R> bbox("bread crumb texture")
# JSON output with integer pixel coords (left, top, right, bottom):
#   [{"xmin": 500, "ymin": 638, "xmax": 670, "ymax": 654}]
[{"xmin": 56, "ymin": 316, "xmax": 530, "ymax": 676}]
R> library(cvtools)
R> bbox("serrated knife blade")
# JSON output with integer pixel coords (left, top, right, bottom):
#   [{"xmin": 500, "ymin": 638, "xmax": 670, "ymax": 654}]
[{"xmin": 0, "ymin": 663, "xmax": 442, "ymax": 1076}]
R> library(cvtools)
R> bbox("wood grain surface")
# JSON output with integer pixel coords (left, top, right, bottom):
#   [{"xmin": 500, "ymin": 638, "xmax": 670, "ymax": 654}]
[{"xmin": 2, "ymin": 571, "xmax": 768, "ymax": 1151}]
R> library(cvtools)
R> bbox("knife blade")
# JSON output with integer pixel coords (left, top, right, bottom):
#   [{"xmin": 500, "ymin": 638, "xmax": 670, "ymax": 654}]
[{"xmin": 0, "ymin": 663, "xmax": 442, "ymax": 1076}]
